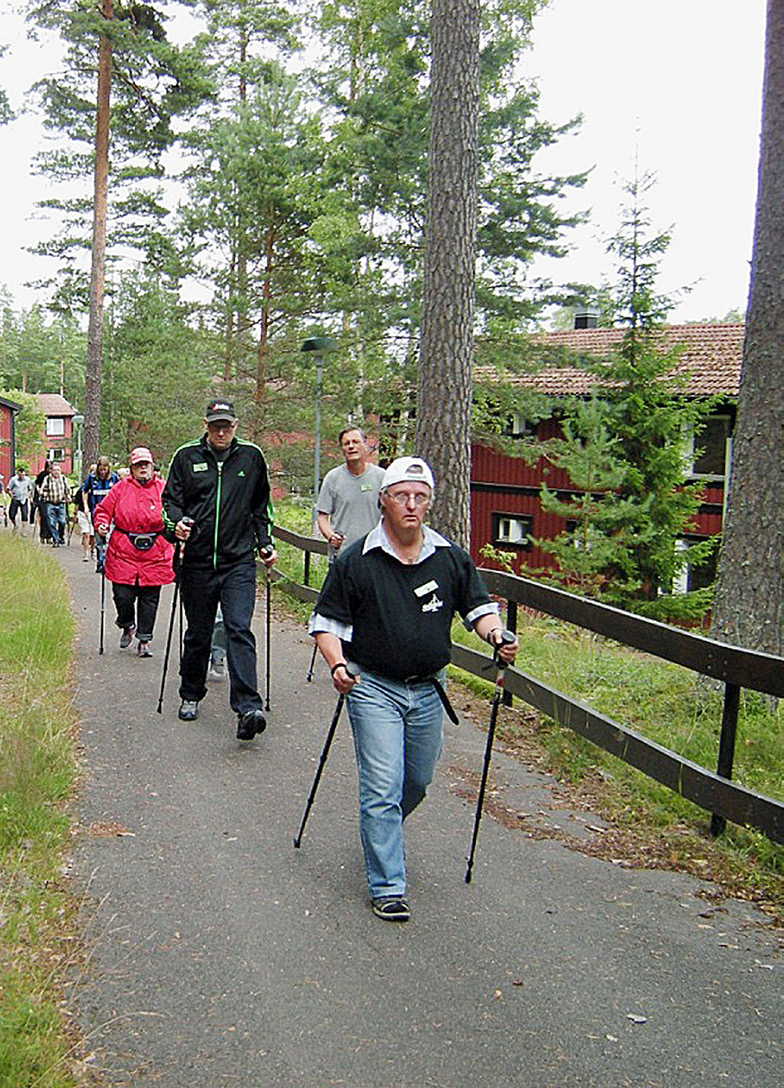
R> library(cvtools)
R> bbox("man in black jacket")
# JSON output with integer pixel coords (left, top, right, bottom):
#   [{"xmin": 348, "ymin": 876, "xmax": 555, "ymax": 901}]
[{"xmin": 162, "ymin": 400, "xmax": 276, "ymax": 739}]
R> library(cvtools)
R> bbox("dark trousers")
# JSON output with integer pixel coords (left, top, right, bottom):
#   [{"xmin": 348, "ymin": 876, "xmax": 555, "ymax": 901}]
[
  {"xmin": 9, "ymin": 499, "xmax": 29, "ymax": 524},
  {"xmin": 112, "ymin": 582, "xmax": 162, "ymax": 643},
  {"xmin": 179, "ymin": 562, "xmax": 262, "ymax": 715}
]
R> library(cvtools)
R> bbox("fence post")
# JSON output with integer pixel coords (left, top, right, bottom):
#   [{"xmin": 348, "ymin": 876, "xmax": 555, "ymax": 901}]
[
  {"xmin": 304, "ymin": 549, "xmax": 311, "ymax": 587},
  {"xmin": 710, "ymin": 682, "xmax": 741, "ymax": 837},
  {"xmin": 503, "ymin": 599, "xmax": 518, "ymax": 707}
]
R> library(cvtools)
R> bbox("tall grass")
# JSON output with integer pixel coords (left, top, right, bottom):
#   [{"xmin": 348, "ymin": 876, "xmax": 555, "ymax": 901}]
[{"xmin": 0, "ymin": 535, "xmax": 81, "ymax": 1088}]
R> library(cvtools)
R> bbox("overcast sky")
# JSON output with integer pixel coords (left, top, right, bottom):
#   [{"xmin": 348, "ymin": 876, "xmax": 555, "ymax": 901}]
[{"xmin": 0, "ymin": 0, "xmax": 767, "ymax": 324}]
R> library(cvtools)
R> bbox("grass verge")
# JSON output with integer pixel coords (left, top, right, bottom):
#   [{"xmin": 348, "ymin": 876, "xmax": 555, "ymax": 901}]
[
  {"xmin": 450, "ymin": 612, "xmax": 784, "ymax": 920},
  {"xmin": 0, "ymin": 535, "xmax": 83, "ymax": 1088}
]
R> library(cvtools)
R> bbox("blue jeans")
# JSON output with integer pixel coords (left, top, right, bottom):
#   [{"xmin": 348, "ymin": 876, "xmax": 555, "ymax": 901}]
[
  {"xmin": 45, "ymin": 502, "xmax": 66, "ymax": 544},
  {"xmin": 346, "ymin": 668, "xmax": 445, "ymax": 900},
  {"xmin": 179, "ymin": 562, "xmax": 262, "ymax": 714}
]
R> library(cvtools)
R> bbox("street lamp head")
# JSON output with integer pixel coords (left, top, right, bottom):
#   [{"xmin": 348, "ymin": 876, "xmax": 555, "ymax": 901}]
[{"xmin": 301, "ymin": 336, "xmax": 336, "ymax": 355}]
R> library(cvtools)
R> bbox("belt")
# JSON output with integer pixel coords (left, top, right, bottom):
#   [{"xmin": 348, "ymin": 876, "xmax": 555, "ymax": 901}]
[{"xmin": 402, "ymin": 673, "xmax": 459, "ymax": 725}]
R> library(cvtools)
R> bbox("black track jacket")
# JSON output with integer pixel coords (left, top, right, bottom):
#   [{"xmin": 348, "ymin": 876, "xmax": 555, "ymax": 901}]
[{"xmin": 161, "ymin": 435, "xmax": 273, "ymax": 570}]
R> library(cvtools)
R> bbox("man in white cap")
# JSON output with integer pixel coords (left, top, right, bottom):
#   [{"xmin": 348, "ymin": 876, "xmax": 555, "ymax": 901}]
[{"xmin": 309, "ymin": 455, "xmax": 518, "ymax": 922}]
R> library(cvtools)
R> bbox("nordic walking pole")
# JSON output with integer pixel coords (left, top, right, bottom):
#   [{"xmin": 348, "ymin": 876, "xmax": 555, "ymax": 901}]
[
  {"xmin": 293, "ymin": 686, "xmax": 351, "ymax": 848},
  {"xmin": 306, "ymin": 642, "xmax": 318, "ymax": 682},
  {"xmin": 261, "ymin": 544, "xmax": 273, "ymax": 711},
  {"xmin": 99, "ymin": 565, "xmax": 106, "ymax": 654},
  {"xmin": 157, "ymin": 521, "xmax": 192, "ymax": 713},
  {"xmin": 465, "ymin": 630, "xmax": 516, "ymax": 884}
]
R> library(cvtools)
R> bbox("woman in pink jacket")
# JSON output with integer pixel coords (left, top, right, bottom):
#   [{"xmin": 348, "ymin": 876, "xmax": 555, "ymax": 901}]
[{"xmin": 93, "ymin": 447, "xmax": 175, "ymax": 657}]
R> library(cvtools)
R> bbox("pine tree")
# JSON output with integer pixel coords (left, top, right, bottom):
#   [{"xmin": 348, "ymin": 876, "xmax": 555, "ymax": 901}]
[{"xmin": 27, "ymin": 0, "xmax": 209, "ymax": 464}]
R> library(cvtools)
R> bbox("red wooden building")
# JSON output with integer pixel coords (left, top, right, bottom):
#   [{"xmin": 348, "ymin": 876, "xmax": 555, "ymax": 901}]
[
  {"xmin": 470, "ymin": 323, "xmax": 743, "ymax": 590},
  {"xmin": 29, "ymin": 393, "xmax": 78, "ymax": 477},
  {"xmin": 0, "ymin": 395, "xmax": 22, "ymax": 485}
]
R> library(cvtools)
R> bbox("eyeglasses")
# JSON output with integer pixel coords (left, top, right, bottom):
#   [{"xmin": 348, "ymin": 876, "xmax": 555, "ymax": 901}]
[
  {"xmin": 386, "ymin": 490, "xmax": 430, "ymax": 507},
  {"xmin": 207, "ymin": 421, "xmax": 236, "ymax": 432}
]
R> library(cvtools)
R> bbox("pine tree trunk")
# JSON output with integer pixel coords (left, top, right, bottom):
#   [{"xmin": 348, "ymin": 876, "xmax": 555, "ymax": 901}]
[
  {"xmin": 84, "ymin": 0, "xmax": 113, "ymax": 469},
  {"xmin": 415, "ymin": 0, "xmax": 480, "ymax": 548},
  {"xmin": 711, "ymin": 0, "xmax": 784, "ymax": 655}
]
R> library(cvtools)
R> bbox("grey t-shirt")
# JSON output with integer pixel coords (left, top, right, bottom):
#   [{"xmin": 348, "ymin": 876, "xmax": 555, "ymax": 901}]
[{"xmin": 317, "ymin": 462, "xmax": 385, "ymax": 559}]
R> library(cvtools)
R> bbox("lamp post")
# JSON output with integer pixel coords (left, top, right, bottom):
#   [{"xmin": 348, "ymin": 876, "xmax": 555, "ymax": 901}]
[
  {"xmin": 301, "ymin": 336, "xmax": 336, "ymax": 528},
  {"xmin": 71, "ymin": 413, "xmax": 84, "ymax": 480}
]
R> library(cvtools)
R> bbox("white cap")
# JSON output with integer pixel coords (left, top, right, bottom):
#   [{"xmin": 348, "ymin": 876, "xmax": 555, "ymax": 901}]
[{"xmin": 380, "ymin": 456, "xmax": 435, "ymax": 493}]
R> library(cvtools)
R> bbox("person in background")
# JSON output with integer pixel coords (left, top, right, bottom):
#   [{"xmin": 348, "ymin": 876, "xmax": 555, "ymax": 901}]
[
  {"xmin": 83, "ymin": 456, "xmax": 119, "ymax": 571},
  {"xmin": 161, "ymin": 399, "xmax": 276, "ymax": 740},
  {"xmin": 208, "ymin": 605, "xmax": 227, "ymax": 682},
  {"xmin": 38, "ymin": 463, "xmax": 71, "ymax": 547},
  {"xmin": 72, "ymin": 483, "xmax": 92, "ymax": 561},
  {"xmin": 310, "ymin": 456, "xmax": 518, "ymax": 922},
  {"xmin": 7, "ymin": 467, "xmax": 33, "ymax": 536},
  {"xmin": 317, "ymin": 427, "xmax": 385, "ymax": 562},
  {"xmin": 33, "ymin": 460, "xmax": 51, "ymax": 543},
  {"xmin": 93, "ymin": 447, "xmax": 174, "ymax": 657}
]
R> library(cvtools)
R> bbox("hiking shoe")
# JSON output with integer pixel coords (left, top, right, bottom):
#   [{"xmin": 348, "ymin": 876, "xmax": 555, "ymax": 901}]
[
  {"xmin": 207, "ymin": 660, "xmax": 227, "ymax": 682},
  {"xmin": 236, "ymin": 709, "xmax": 266, "ymax": 740},
  {"xmin": 372, "ymin": 897, "xmax": 411, "ymax": 922},
  {"xmin": 178, "ymin": 700, "xmax": 199, "ymax": 722},
  {"xmin": 137, "ymin": 641, "xmax": 153, "ymax": 658},
  {"xmin": 119, "ymin": 625, "xmax": 136, "ymax": 649}
]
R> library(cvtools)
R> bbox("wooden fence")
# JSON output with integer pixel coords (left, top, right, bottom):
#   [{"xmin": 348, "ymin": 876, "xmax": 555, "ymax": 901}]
[{"xmin": 270, "ymin": 525, "xmax": 784, "ymax": 846}]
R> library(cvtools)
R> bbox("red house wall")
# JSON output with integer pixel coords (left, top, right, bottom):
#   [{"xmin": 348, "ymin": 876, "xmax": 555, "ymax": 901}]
[
  {"xmin": 470, "ymin": 433, "xmax": 725, "ymax": 577},
  {"xmin": 0, "ymin": 404, "xmax": 14, "ymax": 484}
]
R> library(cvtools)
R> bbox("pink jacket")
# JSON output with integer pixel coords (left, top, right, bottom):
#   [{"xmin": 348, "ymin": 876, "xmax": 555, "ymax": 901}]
[{"xmin": 93, "ymin": 476, "xmax": 175, "ymax": 587}]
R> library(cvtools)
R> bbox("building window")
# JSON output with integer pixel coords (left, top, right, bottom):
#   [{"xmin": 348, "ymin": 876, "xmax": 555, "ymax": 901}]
[
  {"xmin": 503, "ymin": 410, "xmax": 538, "ymax": 439},
  {"xmin": 686, "ymin": 415, "xmax": 732, "ymax": 480},
  {"xmin": 492, "ymin": 513, "xmax": 533, "ymax": 549},
  {"xmin": 673, "ymin": 540, "xmax": 718, "ymax": 594},
  {"xmin": 46, "ymin": 417, "xmax": 65, "ymax": 437},
  {"xmin": 48, "ymin": 448, "xmax": 65, "ymax": 463}
]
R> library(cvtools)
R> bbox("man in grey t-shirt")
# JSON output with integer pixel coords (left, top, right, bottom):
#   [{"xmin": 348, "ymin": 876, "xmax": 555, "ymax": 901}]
[{"xmin": 317, "ymin": 428, "xmax": 385, "ymax": 561}]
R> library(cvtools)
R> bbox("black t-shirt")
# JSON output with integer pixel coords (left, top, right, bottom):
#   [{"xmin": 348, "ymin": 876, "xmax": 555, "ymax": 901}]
[{"xmin": 315, "ymin": 535, "xmax": 492, "ymax": 680}]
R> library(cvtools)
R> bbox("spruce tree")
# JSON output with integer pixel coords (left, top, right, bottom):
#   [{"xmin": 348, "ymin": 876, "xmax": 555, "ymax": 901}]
[{"xmin": 534, "ymin": 173, "xmax": 718, "ymax": 617}]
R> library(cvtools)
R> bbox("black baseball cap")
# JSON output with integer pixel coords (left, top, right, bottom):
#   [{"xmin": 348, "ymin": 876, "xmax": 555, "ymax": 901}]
[{"xmin": 205, "ymin": 399, "xmax": 237, "ymax": 423}]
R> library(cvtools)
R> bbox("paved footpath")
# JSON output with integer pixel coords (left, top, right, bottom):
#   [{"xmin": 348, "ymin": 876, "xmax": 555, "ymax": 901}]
[{"xmin": 55, "ymin": 543, "xmax": 782, "ymax": 1088}]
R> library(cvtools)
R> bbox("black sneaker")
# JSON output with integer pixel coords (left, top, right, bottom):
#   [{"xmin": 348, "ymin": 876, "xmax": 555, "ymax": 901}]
[
  {"xmin": 372, "ymin": 897, "xmax": 411, "ymax": 922},
  {"xmin": 178, "ymin": 700, "xmax": 199, "ymax": 722},
  {"xmin": 119, "ymin": 625, "xmax": 135, "ymax": 649},
  {"xmin": 236, "ymin": 709, "xmax": 266, "ymax": 740},
  {"xmin": 137, "ymin": 641, "xmax": 153, "ymax": 658}
]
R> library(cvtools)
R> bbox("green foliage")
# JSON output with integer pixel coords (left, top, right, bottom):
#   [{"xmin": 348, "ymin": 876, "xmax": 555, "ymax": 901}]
[
  {"xmin": 0, "ymin": 389, "xmax": 45, "ymax": 467},
  {"xmin": 102, "ymin": 271, "xmax": 215, "ymax": 464}
]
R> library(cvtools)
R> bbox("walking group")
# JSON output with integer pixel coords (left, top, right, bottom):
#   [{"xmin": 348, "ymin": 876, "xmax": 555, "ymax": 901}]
[{"xmin": 8, "ymin": 406, "xmax": 518, "ymax": 923}]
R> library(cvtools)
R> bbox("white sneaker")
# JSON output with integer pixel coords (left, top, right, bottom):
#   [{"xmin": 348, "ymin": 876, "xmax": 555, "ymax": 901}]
[{"xmin": 207, "ymin": 661, "xmax": 227, "ymax": 682}]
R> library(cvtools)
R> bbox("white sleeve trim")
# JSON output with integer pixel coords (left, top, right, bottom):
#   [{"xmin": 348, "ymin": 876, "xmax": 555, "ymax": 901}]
[
  {"xmin": 463, "ymin": 602, "xmax": 500, "ymax": 630},
  {"xmin": 308, "ymin": 612, "xmax": 354, "ymax": 643}
]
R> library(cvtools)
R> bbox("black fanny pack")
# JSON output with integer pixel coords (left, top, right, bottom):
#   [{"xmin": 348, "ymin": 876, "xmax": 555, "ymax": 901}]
[{"xmin": 117, "ymin": 528, "xmax": 159, "ymax": 551}]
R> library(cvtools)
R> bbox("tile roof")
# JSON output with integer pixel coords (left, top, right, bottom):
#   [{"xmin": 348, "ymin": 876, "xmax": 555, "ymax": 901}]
[
  {"xmin": 36, "ymin": 393, "xmax": 77, "ymax": 416},
  {"xmin": 475, "ymin": 323, "xmax": 744, "ymax": 397}
]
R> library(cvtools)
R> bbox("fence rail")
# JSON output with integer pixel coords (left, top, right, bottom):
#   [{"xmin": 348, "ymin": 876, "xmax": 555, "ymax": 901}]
[{"xmin": 270, "ymin": 526, "xmax": 784, "ymax": 846}]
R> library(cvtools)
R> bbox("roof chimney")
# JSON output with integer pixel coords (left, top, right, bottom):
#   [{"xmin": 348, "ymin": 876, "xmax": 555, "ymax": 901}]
[{"xmin": 574, "ymin": 308, "xmax": 599, "ymax": 329}]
